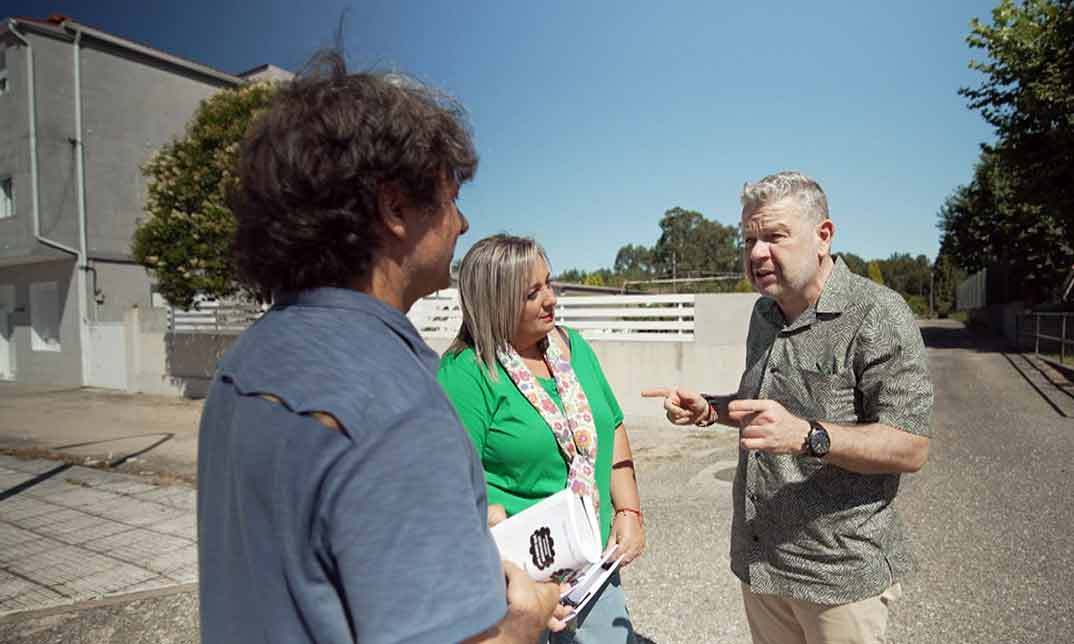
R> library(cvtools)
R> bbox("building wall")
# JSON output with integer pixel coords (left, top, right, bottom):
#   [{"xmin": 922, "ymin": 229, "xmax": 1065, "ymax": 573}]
[
  {"xmin": 0, "ymin": 33, "xmax": 77, "ymax": 264},
  {"xmin": 0, "ymin": 259, "xmax": 83, "ymax": 386},
  {"xmin": 76, "ymin": 39, "xmax": 235, "ymax": 319},
  {"xmin": 0, "ymin": 36, "xmax": 32, "ymax": 261},
  {"xmin": 0, "ymin": 23, "xmax": 242, "ymax": 387},
  {"xmin": 79, "ymin": 38, "xmax": 233, "ymax": 261},
  {"xmin": 91, "ymin": 261, "xmax": 152, "ymax": 323},
  {"xmin": 25, "ymin": 31, "xmax": 80, "ymax": 253}
]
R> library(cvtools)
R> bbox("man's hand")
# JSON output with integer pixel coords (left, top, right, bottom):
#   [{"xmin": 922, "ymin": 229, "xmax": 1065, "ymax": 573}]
[
  {"xmin": 503, "ymin": 561, "xmax": 569, "ymax": 633},
  {"xmin": 465, "ymin": 562, "xmax": 569, "ymax": 643},
  {"xmin": 641, "ymin": 388, "xmax": 710, "ymax": 426},
  {"xmin": 728, "ymin": 399, "xmax": 810, "ymax": 454},
  {"xmin": 487, "ymin": 504, "xmax": 507, "ymax": 528}
]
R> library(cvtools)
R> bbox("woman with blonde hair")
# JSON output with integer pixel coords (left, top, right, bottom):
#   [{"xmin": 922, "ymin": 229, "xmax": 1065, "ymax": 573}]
[{"xmin": 438, "ymin": 234, "xmax": 644, "ymax": 644}]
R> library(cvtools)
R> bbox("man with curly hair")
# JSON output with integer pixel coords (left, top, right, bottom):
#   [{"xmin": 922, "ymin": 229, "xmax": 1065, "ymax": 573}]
[{"xmin": 197, "ymin": 52, "xmax": 564, "ymax": 644}]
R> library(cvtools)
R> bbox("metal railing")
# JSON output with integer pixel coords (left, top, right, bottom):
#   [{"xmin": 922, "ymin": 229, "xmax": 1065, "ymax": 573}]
[{"xmin": 1016, "ymin": 312, "xmax": 1074, "ymax": 366}]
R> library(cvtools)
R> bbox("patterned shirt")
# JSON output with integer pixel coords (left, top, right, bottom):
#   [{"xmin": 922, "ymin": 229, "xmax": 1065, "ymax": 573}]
[{"xmin": 730, "ymin": 258, "xmax": 933, "ymax": 605}]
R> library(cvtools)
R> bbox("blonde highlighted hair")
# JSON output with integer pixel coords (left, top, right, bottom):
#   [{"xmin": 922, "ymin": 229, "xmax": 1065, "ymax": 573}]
[{"xmin": 448, "ymin": 234, "xmax": 550, "ymax": 380}]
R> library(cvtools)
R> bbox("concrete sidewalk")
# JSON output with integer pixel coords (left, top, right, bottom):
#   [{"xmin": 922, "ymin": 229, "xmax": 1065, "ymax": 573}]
[
  {"xmin": 0, "ymin": 385, "xmax": 203, "ymax": 634},
  {"xmin": 0, "ymin": 455, "xmax": 197, "ymax": 617}
]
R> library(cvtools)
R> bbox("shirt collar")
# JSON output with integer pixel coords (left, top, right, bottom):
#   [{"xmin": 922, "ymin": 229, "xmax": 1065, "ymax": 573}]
[
  {"xmin": 815, "ymin": 257, "xmax": 854, "ymax": 315},
  {"xmin": 757, "ymin": 257, "xmax": 852, "ymax": 332},
  {"xmin": 274, "ymin": 287, "xmax": 438, "ymax": 371}
]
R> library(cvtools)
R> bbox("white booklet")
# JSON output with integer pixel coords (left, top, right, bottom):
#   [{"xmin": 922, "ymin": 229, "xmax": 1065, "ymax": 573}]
[{"xmin": 491, "ymin": 489, "xmax": 624, "ymax": 619}]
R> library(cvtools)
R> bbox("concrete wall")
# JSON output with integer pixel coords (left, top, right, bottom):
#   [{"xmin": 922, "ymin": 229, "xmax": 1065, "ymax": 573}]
[
  {"xmin": 24, "ymin": 31, "xmax": 81, "ymax": 253},
  {"xmin": 0, "ymin": 259, "xmax": 83, "ymax": 386},
  {"xmin": 589, "ymin": 294, "xmax": 758, "ymax": 425},
  {"xmin": 0, "ymin": 36, "xmax": 35, "ymax": 261},
  {"xmin": 76, "ymin": 38, "xmax": 234, "ymax": 320},
  {"xmin": 126, "ymin": 293, "xmax": 762, "ymax": 416},
  {"xmin": 78, "ymin": 39, "xmax": 233, "ymax": 260},
  {"xmin": 125, "ymin": 307, "xmax": 233, "ymax": 397},
  {"xmin": 0, "ymin": 32, "xmax": 79, "ymax": 264},
  {"xmin": 91, "ymin": 261, "xmax": 152, "ymax": 323}
]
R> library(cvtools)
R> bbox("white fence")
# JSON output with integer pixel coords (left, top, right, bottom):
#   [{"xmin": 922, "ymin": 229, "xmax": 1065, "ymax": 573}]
[
  {"xmin": 169, "ymin": 290, "xmax": 697, "ymax": 342},
  {"xmin": 408, "ymin": 289, "xmax": 695, "ymax": 342},
  {"xmin": 168, "ymin": 299, "xmax": 268, "ymax": 334}
]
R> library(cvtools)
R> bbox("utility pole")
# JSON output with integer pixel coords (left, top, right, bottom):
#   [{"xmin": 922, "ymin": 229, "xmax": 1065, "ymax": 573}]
[
  {"xmin": 929, "ymin": 269, "xmax": 935, "ymax": 318},
  {"xmin": 672, "ymin": 252, "xmax": 677, "ymax": 293}
]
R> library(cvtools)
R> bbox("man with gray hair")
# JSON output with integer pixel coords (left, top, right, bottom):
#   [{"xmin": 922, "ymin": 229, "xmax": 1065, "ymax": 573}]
[{"xmin": 644, "ymin": 171, "xmax": 932, "ymax": 643}]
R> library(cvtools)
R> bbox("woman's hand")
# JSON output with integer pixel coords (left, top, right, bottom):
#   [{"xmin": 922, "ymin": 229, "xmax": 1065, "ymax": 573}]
[{"xmin": 609, "ymin": 510, "xmax": 645, "ymax": 567}]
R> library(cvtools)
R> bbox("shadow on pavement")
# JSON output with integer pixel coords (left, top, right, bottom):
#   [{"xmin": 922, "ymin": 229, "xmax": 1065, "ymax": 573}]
[
  {"xmin": 0, "ymin": 432, "xmax": 175, "ymax": 500},
  {"xmin": 53, "ymin": 433, "xmax": 176, "ymax": 469},
  {"xmin": 920, "ymin": 324, "xmax": 979, "ymax": 350},
  {"xmin": 0, "ymin": 462, "xmax": 73, "ymax": 502}
]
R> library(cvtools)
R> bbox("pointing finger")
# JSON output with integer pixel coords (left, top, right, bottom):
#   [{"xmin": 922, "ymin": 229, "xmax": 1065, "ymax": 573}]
[{"xmin": 641, "ymin": 388, "xmax": 673, "ymax": 399}]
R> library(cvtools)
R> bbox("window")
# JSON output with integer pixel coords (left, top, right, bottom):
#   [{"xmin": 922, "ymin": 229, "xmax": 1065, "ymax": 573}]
[
  {"xmin": 0, "ymin": 177, "xmax": 13, "ymax": 219},
  {"xmin": 0, "ymin": 47, "xmax": 7, "ymax": 95},
  {"xmin": 30, "ymin": 281, "xmax": 61, "ymax": 352}
]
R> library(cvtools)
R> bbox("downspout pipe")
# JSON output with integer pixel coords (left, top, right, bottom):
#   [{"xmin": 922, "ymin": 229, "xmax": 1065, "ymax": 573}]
[
  {"xmin": 69, "ymin": 24, "xmax": 94, "ymax": 384},
  {"xmin": 9, "ymin": 19, "xmax": 91, "ymax": 386}
]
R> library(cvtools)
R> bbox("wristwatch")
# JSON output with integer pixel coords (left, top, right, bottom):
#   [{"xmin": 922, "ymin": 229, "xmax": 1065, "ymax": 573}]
[{"xmin": 806, "ymin": 420, "xmax": 831, "ymax": 458}]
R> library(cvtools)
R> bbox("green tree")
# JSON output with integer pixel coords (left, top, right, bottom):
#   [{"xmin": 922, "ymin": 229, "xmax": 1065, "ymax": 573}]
[
  {"xmin": 947, "ymin": 0, "xmax": 1074, "ymax": 303},
  {"xmin": 877, "ymin": 253, "xmax": 931, "ymax": 299},
  {"xmin": 613, "ymin": 243, "xmax": 655, "ymax": 279},
  {"xmin": 837, "ymin": 252, "xmax": 868, "ymax": 276},
  {"xmin": 651, "ymin": 207, "xmax": 740, "ymax": 280},
  {"xmin": 867, "ymin": 261, "xmax": 886, "ymax": 286},
  {"xmin": 932, "ymin": 250, "xmax": 967, "ymax": 316},
  {"xmin": 132, "ymin": 81, "xmax": 280, "ymax": 309},
  {"xmin": 734, "ymin": 277, "xmax": 754, "ymax": 293}
]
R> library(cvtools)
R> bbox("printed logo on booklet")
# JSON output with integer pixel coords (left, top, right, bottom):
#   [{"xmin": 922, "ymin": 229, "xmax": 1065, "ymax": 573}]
[
  {"xmin": 529, "ymin": 527, "xmax": 556, "ymax": 570},
  {"xmin": 492, "ymin": 489, "xmax": 622, "ymax": 620}
]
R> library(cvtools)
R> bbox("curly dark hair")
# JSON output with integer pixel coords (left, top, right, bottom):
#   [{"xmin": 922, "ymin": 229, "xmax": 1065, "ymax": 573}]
[{"xmin": 230, "ymin": 50, "xmax": 478, "ymax": 295}]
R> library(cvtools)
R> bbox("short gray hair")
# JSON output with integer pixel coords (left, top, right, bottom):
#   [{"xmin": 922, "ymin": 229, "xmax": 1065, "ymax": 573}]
[
  {"xmin": 740, "ymin": 171, "xmax": 829, "ymax": 225},
  {"xmin": 448, "ymin": 234, "xmax": 550, "ymax": 379}
]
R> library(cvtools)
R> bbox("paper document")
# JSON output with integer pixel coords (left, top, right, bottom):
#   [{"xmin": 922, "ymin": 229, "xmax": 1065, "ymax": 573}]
[{"xmin": 491, "ymin": 489, "xmax": 622, "ymax": 619}]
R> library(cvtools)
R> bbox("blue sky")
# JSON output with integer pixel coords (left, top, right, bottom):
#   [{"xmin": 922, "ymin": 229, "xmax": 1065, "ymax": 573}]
[{"xmin": 8, "ymin": 1, "xmax": 999, "ymax": 272}]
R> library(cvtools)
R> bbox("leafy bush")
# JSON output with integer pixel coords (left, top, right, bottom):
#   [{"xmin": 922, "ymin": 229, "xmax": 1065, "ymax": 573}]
[{"xmin": 132, "ymin": 82, "xmax": 279, "ymax": 309}]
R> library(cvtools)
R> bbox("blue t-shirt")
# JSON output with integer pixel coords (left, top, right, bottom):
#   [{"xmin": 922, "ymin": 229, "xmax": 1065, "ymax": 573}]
[{"xmin": 197, "ymin": 288, "xmax": 506, "ymax": 644}]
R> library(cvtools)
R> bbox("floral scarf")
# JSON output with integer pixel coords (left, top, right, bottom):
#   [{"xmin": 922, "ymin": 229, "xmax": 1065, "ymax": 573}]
[{"xmin": 497, "ymin": 330, "xmax": 599, "ymax": 511}]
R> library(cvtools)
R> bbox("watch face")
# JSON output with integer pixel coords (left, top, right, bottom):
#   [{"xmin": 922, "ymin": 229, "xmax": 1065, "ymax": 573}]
[{"xmin": 810, "ymin": 426, "xmax": 831, "ymax": 456}]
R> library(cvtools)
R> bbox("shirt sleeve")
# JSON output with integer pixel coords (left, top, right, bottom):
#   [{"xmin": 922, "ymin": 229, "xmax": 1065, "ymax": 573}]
[
  {"xmin": 437, "ymin": 354, "xmax": 495, "ymax": 455},
  {"xmin": 855, "ymin": 295, "xmax": 934, "ymax": 436},
  {"xmin": 322, "ymin": 408, "xmax": 507, "ymax": 644}
]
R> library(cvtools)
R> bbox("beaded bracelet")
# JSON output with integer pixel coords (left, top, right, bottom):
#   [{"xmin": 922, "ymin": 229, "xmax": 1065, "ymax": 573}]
[{"xmin": 614, "ymin": 507, "xmax": 644, "ymax": 526}]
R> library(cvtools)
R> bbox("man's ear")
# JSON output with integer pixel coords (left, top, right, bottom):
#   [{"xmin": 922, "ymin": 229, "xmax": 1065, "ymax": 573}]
[
  {"xmin": 376, "ymin": 181, "xmax": 410, "ymax": 241},
  {"xmin": 816, "ymin": 219, "xmax": 835, "ymax": 257}
]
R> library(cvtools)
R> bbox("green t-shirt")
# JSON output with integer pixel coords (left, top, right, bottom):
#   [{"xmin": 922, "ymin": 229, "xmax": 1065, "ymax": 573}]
[{"xmin": 437, "ymin": 327, "xmax": 624, "ymax": 546}]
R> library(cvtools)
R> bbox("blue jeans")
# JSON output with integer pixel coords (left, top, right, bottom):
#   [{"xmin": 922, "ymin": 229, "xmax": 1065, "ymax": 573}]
[{"xmin": 546, "ymin": 571, "xmax": 635, "ymax": 644}]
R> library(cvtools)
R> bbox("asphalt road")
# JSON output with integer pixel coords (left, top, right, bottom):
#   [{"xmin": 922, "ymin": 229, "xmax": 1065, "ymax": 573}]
[
  {"xmin": 624, "ymin": 320, "xmax": 1074, "ymax": 644},
  {"xmin": 2, "ymin": 320, "xmax": 1072, "ymax": 643},
  {"xmin": 884, "ymin": 321, "xmax": 1074, "ymax": 643}
]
